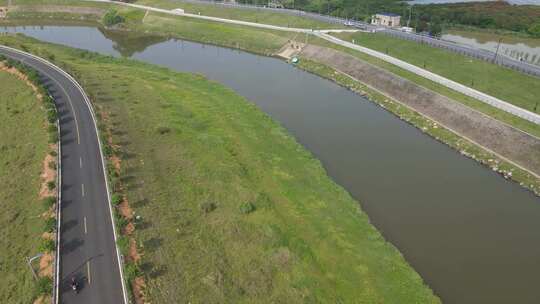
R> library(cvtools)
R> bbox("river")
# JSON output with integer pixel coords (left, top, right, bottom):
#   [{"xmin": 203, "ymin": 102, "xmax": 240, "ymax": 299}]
[{"xmin": 2, "ymin": 25, "xmax": 539, "ymax": 304}]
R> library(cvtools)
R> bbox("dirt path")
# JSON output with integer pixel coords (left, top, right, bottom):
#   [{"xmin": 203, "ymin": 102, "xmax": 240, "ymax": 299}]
[{"xmin": 300, "ymin": 44, "xmax": 540, "ymax": 176}]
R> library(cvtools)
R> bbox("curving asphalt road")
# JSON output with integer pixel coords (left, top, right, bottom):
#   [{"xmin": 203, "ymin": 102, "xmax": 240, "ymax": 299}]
[{"xmin": 0, "ymin": 46, "xmax": 127, "ymax": 304}]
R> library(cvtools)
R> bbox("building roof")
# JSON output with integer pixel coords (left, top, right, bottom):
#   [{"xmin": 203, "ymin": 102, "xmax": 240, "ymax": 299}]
[{"xmin": 377, "ymin": 12, "xmax": 400, "ymax": 17}]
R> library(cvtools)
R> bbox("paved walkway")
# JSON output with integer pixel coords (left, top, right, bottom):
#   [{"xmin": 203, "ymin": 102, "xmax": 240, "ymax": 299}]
[{"xmin": 87, "ymin": 0, "xmax": 540, "ymax": 125}]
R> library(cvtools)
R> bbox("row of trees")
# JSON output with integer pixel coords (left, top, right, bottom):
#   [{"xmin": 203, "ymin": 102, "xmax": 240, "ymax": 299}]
[{"xmin": 412, "ymin": 2, "xmax": 540, "ymax": 36}]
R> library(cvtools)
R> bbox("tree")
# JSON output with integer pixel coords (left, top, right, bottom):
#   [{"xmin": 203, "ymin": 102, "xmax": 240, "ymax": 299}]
[
  {"xmin": 528, "ymin": 22, "xmax": 540, "ymax": 38},
  {"xmin": 429, "ymin": 17, "xmax": 442, "ymax": 37}
]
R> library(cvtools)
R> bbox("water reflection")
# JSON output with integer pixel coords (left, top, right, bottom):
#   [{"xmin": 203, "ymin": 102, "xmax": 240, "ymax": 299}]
[{"xmin": 98, "ymin": 28, "xmax": 168, "ymax": 57}]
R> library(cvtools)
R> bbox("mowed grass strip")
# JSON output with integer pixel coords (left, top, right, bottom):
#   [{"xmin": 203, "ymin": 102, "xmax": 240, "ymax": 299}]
[
  {"xmin": 135, "ymin": 0, "xmax": 343, "ymax": 29},
  {"xmin": 0, "ymin": 36, "xmax": 440, "ymax": 303},
  {"xmin": 333, "ymin": 32, "xmax": 540, "ymax": 114},
  {"xmin": 0, "ymin": 71, "xmax": 49, "ymax": 303}
]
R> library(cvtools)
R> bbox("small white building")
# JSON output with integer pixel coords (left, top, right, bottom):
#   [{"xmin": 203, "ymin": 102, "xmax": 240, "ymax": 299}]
[
  {"xmin": 0, "ymin": 7, "xmax": 8, "ymax": 18},
  {"xmin": 371, "ymin": 13, "xmax": 401, "ymax": 27}
]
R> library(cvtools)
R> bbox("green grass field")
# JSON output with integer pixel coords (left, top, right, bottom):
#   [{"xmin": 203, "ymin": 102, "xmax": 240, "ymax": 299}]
[
  {"xmin": 333, "ymin": 32, "xmax": 540, "ymax": 115},
  {"xmin": 135, "ymin": 0, "xmax": 343, "ymax": 29},
  {"xmin": 0, "ymin": 71, "xmax": 49, "ymax": 303},
  {"xmin": 0, "ymin": 35, "xmax": 440, "ymax": 303}
]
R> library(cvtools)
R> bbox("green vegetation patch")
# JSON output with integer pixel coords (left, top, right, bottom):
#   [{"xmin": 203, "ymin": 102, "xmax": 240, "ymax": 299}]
[
  {"xmin": 0, "ymin": 71, "xmax": 49, "ymax": 303},
  {"xmin": 102, "ymin": 8, "xmax": 125, "ymax": 26},
  {"xmin": 0, "ymin": 35, "xmax": 440, "ymax": 303}
]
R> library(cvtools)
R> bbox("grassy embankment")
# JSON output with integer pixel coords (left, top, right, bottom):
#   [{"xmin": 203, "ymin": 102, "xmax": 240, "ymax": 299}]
[
  {"xmin": 0, "ymin": 66, "xmax": 56, "ymax": 302},
  {"xmin": 0, "ymin": 34, "xmax": 441, "ymax": 303},
  {"xmin": 334, "ymin": 31, "xmax": 540, "ymax": 114},
  {"xmin": 308, "ymin": 34, "xmax": 540, "ymax": 138},
  {"xmin": 135, "ymin": 0, "xmax": 344, "ymax": 29}
]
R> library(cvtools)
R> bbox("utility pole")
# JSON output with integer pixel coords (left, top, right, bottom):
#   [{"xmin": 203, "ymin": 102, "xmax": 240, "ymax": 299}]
[
  {"xmin": 407, "ymin": 5, "xmax": 413, "ymax": 28},
  {"xmin": 493, "ymin": 38, "xmax": 503, "ymax": 63}
]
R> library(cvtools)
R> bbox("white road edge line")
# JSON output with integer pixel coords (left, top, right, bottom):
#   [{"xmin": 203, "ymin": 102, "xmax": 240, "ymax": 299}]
[
  {"xmin": 81, "ymin": 183, "xmax": 85, "ymax": 197},
  {"xmin": 87, "ymin": 261, "xmax": 91, "ymax": 284},
  {"xmin": 0, "ymin": 46, "xmax": 129, "ymax": 304},
  {"xmin": 84, "ymin": 216, "xmax": 87, "ymax": 234}
]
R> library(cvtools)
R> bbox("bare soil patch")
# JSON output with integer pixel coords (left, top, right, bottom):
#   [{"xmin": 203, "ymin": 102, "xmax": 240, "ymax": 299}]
[
  {"xmin": 39, "ymin": 152, "xmax": 56, "ymax": 198},
  {"xmin": 132, "ymin": 277, "xmax": 146, "ymax": 304},
  {"xmin": 301, "ymin": 45, "xmax": 540, "ymax": 176},
  {"xmin": 38, "ymin": 252, "xmax": 53, "ymax": 278}
]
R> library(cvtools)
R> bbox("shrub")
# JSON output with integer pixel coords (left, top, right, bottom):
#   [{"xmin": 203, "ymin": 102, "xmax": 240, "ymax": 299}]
[
  {"xmin": 47, "ymin": 181, "xmax": 56, "ymax": 191},
  {"xmin": 103, "ymin": 143, "xmax": 113, "ymax": 157},
  {"xmin": 529, "ymin": 22, "xmax": 540, "ymax": 37},
  {"xmin": 49, "ymin": 150, "xmax": 57, "ymax": 157},
  {"xmin": 46, "ymin": 109, "xmax": 57, "ymax": 123},
  {"xmin": 48, "ymin": 124, "xmax": 57, "ymax": 133},
  {"xmin": 239, "ymin": 202, "xmax": 256, "ymax": 214},
  {"xmin": 44, "ymin": 217, "xmax": 57, "ymax": 232},
  {"xmin": 43, "ymin": 196, "xmax": 56, "ymax": 209},
  {"xmin": 103, "ymin": 9, "xmax": 125, "ymax": 26},
  {"xmin": 48, "ymin": 132, "xmax": 59, "ymax": 144},
  {"xmin": 200, "ymin": 201, "xmax": 217, "ymax": 214},
  {"xmin": 117, "ymin": 236, "xmax": 129, "ymax": 256},
  {"xmin": 48, "ymin": 161, "xmax": 56, "ymax": 171},
  {"xmin": 156, "ymin": 126, "xmax": 171, "ymax": 134},
  {"xmin": 39, "ymin": 239, "xmax": 55, "ymax": 253},
  {"xmin": 111, "ymin": 193, "xmax": 123, "ymax": 206},
  {"xmin": 115, "ymin": 211, "xmax": 128, "ymax": 230},
  {"xmin": 124, "ymin": 262, "xmax": 141, "ymax": 281},
  {"xmin": 36, "ymin": 276, "xmax": 52, "ymax": 295}
]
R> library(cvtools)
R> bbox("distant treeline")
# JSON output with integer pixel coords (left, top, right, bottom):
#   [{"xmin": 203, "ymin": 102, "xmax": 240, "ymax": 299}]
[
  {"xmin": 238, "ymin": 0, "xmax": 407, "ymax": 21},
  {"xmin": 235, "ymin": 0, "xmax": 540, "ymax": 36},
  {"xmin": 413, "ymin": 2, "xmax": 540, "ymax": 36}
]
